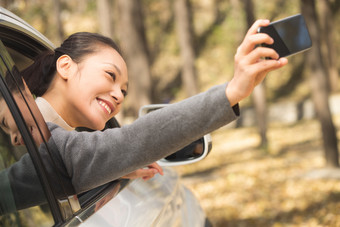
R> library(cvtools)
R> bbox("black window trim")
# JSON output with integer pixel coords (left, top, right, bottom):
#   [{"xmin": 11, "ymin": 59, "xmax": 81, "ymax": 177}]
[
  {"xmin": 0, "ymin": 54, "xmax": 65, "ymax": 224},
  {"xmin": 64, "ymin": 179, "xmax": 131, "ymax": 226}
]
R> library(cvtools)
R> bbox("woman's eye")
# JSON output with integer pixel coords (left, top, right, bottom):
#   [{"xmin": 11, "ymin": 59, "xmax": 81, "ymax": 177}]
[
  {"xmin": 106, "ymin": 72, "xmax": 116, "ymax": 81},
  {"xmin": 121, "ymin": 90, "xmax": 128, "ymax": 97}
]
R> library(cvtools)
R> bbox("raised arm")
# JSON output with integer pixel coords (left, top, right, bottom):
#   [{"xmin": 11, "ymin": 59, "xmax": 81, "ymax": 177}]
[
  {"xmin": 47, "ymin": 20, "xmax": 288, "ymax": 194},
  {"xmin": 226, "ymin": 19, "xmax": 288, "ymax": 106},
  {"xmin": 49, "ymin": 84, "xmax": 236, "ymax": 193}
]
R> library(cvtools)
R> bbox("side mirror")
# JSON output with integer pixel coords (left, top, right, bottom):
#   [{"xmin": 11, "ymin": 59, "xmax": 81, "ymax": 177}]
[{"xmin": 139, "ymin": 104, "xmax": 212, "ymax": 167}]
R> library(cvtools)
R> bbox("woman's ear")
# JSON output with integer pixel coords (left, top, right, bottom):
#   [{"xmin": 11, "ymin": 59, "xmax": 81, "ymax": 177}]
[{"xmin": 56, "ymin": 55, "xmax": 73, "ymax": 80}]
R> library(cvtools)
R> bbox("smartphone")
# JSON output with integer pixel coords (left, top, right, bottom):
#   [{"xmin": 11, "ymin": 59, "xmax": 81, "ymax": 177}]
[{"xmin": 257, "ymin": 14, "xmax": 312, "ymax": 58}]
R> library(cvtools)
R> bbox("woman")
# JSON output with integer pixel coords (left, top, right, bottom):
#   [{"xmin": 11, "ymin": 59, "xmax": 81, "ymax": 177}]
[
  {"xmin": 21, "ymin": 19, "xmax": 287, "ymax": 193},
  {"xmin": 24, "ymin": 32, "xmax": 163, "ymax": 181}
]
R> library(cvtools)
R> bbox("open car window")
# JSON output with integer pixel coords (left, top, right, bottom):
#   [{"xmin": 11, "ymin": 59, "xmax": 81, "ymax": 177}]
[
  {"xmin": 0, "ymin": 15, "xmax": 128, "ymax": 224},
  {"xmin": 0, "ymin": 35, "xmax": 84, "ymax": 224},
  {"xmin": 0, "ymin": 42, "xmax": 55, "ymax": 226}
]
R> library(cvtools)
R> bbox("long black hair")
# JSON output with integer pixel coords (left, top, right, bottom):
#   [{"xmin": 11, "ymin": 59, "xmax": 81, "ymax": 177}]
[{"xmin": 22, "ymin": 32, "xmax": 122, "ymax": 97}]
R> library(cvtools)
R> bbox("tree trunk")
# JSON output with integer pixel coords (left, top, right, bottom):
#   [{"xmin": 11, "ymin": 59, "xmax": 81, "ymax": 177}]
[
  {"xmin": 53, "ymin": 0, "xmax": 64, "ymax": 45},
  {"xmin": 117, "ymin": 0, "xmax": 152, "ymax": 118},
  {"xmin": 301, "ymin": 0, "xmax": 339, "ymax": 167},
  {"xmin": 97, "ymin": 0, "xmax": 113, "ymax": 37},
  {"xmin": 174, "ymin": 0, "xmax": 199, "ymax": 97},
  {"xmin": 319, "ymin": 0, "xmax": 339, "ymax": 92},
  {"xmin": 76, "ymin": 0, "xmax": 87, "ymax": 13},
  {"xmin": 0, "ymin": 0, "xmax": 10, "ymax": 8},
  {"xmin": 243, "ymin": 0, "xmax": 268, "ymax": 148}
]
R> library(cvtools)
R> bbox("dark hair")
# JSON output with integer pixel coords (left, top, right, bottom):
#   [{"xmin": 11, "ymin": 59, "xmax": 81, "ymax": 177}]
[
  {"xmin": 6, "ymin": 66, "xmax": 25, "ymax": 92},
  {"xmin": 0, "ymin": 66, "xmax": 26, "ymax": 102},
  {"xmin": 22, "ymin": 32, "xmax": 122, "ymax": 96}
]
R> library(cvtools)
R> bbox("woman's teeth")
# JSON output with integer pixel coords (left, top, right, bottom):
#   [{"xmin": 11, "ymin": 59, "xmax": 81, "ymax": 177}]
[{"xmin": 98, "ymin": 100, "xmax": 112, "ymax": 114}]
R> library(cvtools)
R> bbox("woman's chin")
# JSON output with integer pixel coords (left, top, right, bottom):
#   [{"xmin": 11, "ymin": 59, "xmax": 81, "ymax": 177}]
[
  {"xmin": 81, "ymin": 114, "xmax": 108, "ymax": 130},
  {"xmin": 88, "ymin": 120, "xmax": 106, "ymax": 131},
  {"xmin": 97, "ymin": 124, "xmax": 106, "ymax": 131}
]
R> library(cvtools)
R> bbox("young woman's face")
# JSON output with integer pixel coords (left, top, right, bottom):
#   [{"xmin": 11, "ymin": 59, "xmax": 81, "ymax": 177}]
[{"xmin": 64, "ymin": 47, "xmax": 128, "ymax": 130}]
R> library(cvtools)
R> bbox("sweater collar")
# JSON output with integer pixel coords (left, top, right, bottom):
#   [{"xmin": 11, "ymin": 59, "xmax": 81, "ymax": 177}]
[{"xmin": 35, "ymin": 97, "xmax": 75, "ymax": 131}]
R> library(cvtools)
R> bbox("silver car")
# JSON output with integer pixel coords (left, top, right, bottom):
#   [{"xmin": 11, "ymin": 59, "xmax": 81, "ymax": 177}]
[{"xmin": 0, "ymin": 7, "xmax": 212, "ymax": 226}]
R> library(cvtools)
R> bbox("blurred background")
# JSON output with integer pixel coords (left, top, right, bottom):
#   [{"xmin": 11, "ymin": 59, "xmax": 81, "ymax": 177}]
[{"xmin": 1, "ymin": 0, "xmax": 340, "ymax": 226}]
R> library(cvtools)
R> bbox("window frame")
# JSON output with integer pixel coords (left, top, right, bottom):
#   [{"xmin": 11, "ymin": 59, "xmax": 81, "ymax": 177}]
[
  {"xmin": 0, "ymin": 45, "xmax": 64, "ymax": 225},
  {"xmin": 0, "ymin": 44, "xmax": 130, "ymax": 226},
  {"xmin": 0, "ymin": 7, "xmax": 130, "ymax": 226}
]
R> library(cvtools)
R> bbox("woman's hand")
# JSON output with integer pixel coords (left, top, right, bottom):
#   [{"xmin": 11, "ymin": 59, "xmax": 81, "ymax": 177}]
[
  {"xmin": 226, "ymin": 19, "xmax": 288, "ymax": 106},
  {"xmin": 122, "ymin": 162, "xmax": 164, "ymax": 181}
]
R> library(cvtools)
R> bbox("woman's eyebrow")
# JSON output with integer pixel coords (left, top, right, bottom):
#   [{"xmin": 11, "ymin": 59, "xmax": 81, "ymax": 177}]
[
  {"xmin": 114, "ymin": 65, "xmax": 122, "ymax": 76},
  {"xmin": 104, "ymin": 62, "xmax": 121, "ymax": 76}
]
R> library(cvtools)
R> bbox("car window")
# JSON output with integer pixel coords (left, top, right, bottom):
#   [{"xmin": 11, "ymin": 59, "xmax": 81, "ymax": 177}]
[
  {"xmin": 0, "ymin": 37, "xmax": 81, "ymax": 223},
  {"xmin": 0, "ymin": 29, "xmax": 129, "ymax": 225},
  {"xmin": 0, "ymin": 62, "xmax": 54, "ymax": 226}
]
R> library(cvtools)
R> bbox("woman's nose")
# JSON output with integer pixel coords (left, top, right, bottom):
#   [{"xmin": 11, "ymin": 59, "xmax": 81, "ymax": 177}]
[{"xmin": 111, "ymin": 89, "xmax": 125, "ymax": 104}]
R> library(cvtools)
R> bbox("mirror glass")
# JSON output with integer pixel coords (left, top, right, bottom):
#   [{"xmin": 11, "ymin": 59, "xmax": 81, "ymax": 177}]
[{"xmin": 164, "ymin": 137, "xmax": 205, "ymax": 162}]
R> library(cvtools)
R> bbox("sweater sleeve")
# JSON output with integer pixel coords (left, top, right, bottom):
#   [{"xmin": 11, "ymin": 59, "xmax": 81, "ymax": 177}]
[{"xmin": 47, "ymin": 83, "xmax": 238, "ymax": 193}]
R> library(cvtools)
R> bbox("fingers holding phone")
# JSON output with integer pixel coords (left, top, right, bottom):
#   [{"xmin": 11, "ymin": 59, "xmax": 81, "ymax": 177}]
[
  {"xmin": 226, "ymin": 19, "xmax": 289, "ymax": 106},
  {"xmin": 227, "ymin": 14, "xmax": 312, "ymax": 105},
  {"xmin": 257, "ymin": 14, "xmax": 312, "ymax": 58},
  {"xmin": 237, "ymin": 19, "xmax": 273, "ymax": 57}
]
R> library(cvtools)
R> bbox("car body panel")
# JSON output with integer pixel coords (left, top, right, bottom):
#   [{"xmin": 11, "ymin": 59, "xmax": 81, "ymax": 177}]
[{"xmin": 79, "ymin": 168, "xmax": 205, "ymax": 227}]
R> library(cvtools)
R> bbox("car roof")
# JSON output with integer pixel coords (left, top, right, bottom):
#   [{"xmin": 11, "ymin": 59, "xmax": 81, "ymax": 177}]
[
  {"xmin": 0, "ymin": 7, "xmax": 54, "ymax": 56},
  {"xmin": 0, "ymin": 7, "xmax": 55, "ymax": 70},
  {"xmin": 0, "ymin": 7, "xmax": 54, "ymax": 48}
]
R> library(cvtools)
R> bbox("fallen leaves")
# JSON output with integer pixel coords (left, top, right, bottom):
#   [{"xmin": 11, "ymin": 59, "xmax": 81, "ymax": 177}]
[{"xmin": 174, "ymin": 114, "xmax": 340, "ymax": 227}]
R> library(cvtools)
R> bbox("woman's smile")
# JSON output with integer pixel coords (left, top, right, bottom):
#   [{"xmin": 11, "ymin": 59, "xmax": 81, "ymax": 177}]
[{"xmin": 97, "ymin": 98, "xmax": 114, "ymax": 115}]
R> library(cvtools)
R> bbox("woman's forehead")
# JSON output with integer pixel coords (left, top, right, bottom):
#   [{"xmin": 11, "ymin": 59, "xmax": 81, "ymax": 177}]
[{"xmin": 85, "ymin": 48, "xmax": 127, "ymax": 75}]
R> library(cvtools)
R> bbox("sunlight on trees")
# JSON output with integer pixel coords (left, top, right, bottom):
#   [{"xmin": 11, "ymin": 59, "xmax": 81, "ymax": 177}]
[{"xmin": 1, "ymin": 0, "xmax": 340, "ymax": 225}]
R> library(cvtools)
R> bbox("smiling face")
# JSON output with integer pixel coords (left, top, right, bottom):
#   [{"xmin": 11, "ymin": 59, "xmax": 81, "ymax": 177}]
[{"xmin": 48, "ymin": 46, "xmax": 128, "ymax": 130}]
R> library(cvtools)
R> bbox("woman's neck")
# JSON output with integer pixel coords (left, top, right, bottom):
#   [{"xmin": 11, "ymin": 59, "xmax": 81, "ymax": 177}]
[{"xmin": 42, "ymin": 91, "xmax": 77, "ymax": 128}]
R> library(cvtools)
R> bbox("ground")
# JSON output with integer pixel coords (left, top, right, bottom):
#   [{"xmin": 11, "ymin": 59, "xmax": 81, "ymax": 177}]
[{"xmin": 174, "ymin": 114, "xmax": 340, "ymax": 227}]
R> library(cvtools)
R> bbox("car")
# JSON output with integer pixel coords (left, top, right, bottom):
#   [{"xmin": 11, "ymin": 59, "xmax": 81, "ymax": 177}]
[{"xmin": 0, "ymin": 7, "xmax": 212, "ymax": 227}]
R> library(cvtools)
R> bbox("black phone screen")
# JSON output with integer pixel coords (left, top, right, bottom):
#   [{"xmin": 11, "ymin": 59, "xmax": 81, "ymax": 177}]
[{"xmin": 258, "ymin": 14, "xmax": 312, "ymax": 58}]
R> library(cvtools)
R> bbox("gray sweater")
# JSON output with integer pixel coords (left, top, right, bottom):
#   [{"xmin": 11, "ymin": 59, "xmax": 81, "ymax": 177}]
[
  {"xmin": 49, "ymin": 83, "xmax": 238, "ymax": 193},
  {"xmin": 1, "ymin": 83, "xmax": 238, "ymax": 212}
]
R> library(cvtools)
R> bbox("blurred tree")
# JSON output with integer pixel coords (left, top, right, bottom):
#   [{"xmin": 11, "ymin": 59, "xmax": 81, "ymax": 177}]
[
  {"xmin": 174, "ymin": 0, "xmax": 199, "ymax": 97},
  {"xmin": 332, "ymin": 0, "xmax": 340, "ymax": 12},
  {"xmin": 319, "ymin": 0, "xmax": 339, "ymax": 92},
  {"xmin": 242, "ymin": 0, "xmax": 268, "ymax": 149},
  {"xmin": 75, "ymin": 0, "xmax": 87, "ymax": 13},
  {"xmin": 0, "ymin": 0, "xmax": 11, "ymax": 8},
  {"xmin": 301, "ymin": 0, "xmax": 339, "ymax": 167},
  {"xmin": 97, "ymin": 0, "xmax": 113, "ymax": 37},
  {"xmin": 53, "ymin": 0, "xmax": 64, "ymax": 44},
  {"xmin": 268, "ymin": 0, "xmax": 286, "ymax": 20},
  {"xmin": 117, "ymin": 0, "xmax": 152, "ymax": 118}
]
